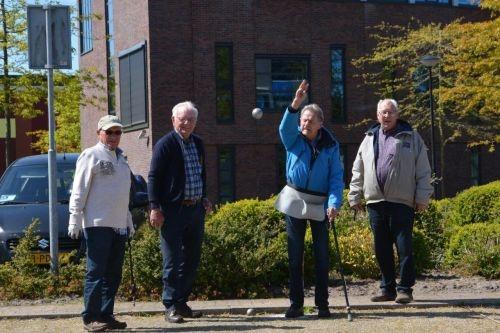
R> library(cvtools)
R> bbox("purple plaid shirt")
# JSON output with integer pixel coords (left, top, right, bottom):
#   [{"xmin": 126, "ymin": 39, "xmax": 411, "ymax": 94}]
[{"xmin": 177, "ymin": 133, "xmax": 203, "ymax": 200}]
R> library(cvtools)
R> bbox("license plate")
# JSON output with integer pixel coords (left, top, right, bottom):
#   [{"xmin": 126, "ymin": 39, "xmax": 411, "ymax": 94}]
[{"xmin": 31, "ymin": 252, "xmax": 72, "ymax": 265}]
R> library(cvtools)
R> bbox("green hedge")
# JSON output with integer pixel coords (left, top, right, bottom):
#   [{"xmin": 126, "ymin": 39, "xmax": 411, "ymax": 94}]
[
  {"xmin": 195, "ymin": 198, "xmax": 289, "ymax": 299},
  {"xmin": 445, "ymin": 223, "xmax": 500, "ymax": 279},
  {"xmin": 449, "ymin": 181, "xmax": 500, "ymax": 227},
  {"xmin": 0, "ymin": 220, "xmax": 84, "ymax": 300}
]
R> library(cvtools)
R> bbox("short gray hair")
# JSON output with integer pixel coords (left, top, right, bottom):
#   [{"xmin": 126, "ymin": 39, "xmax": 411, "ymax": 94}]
[
  {"xmin": 377, "ymin": 99, "xmax": 399, "ymax": 113},
  {"xmin": 172, "ymin": 101, "xmax": 198, "ymax": 119},
  {"xmin": 300, "ymin": 103, "xmax": 324, "ymax": 122}
]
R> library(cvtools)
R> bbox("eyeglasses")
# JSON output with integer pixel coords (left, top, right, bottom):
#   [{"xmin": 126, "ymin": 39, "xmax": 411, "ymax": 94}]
[
  {"xmin": 378, "ymin": 110, "xmax": 398, "ymax": 117},
  {"xmin": 104, "ymin": 129, "xmax": 122, "ymax": 136}
]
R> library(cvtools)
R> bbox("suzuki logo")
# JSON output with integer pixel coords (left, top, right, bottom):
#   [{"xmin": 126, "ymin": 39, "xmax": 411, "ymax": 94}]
[{"xmin": 38, "ymin": 238, "xmax": 49, "ymax": 249}]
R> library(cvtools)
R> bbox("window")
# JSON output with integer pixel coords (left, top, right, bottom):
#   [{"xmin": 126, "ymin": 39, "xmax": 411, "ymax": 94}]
[
  {"xmin": 256, "ymin": 56, "xmax": 309, "ymax": 113},
  {"xmin": 118, "ymin": 43, "xmax": 148, "ymax": 128},
  {"xmin": 454, "ymin": 0, "xmax": 479, "ymax": 6},
  {"xmin": 471, "ymin": 148, "xmax": 481, "ymax": 186},
  {"xmin": 79, "ymin": 0, "xmax": 93, "ymax": 54},
  {"xmin": 330, "ymin": 46, "xmax": 346, "ymax": 122},
  {"xmin": 218, "ymin": 146, "xmax": 235, "ymax": 203},
  {"xmin": 215, "ymin": 43, "xmax": 234, "ymax": 123},
  {"xmin": 105, "ymin": 0, "xmax": 116, "ymax": 115},
  {"xmin": 339, "ymin": 144, "xmax": 348, "ymax": 188},
  {"xmin": 414, "ymin": 0, "xmax": 450, "ymax": 4}
]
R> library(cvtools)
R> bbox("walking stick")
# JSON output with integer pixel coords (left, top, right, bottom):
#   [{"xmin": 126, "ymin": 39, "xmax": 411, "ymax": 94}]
[
  {"xmin": 127, "ymin": 238, "xmax": 137, "ymax": 306},
  {"xmin": 330, "ymin": 216, "xmax": 353, "ymax": 321}
]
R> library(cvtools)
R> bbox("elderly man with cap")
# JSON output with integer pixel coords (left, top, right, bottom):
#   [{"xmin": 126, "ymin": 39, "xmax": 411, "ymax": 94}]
[{"xmin": 68, "ymin": 115, "xmax": 135, "ymax": 332}]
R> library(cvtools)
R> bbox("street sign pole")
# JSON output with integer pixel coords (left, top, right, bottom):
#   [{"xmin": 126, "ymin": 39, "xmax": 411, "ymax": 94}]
[{"xmin": 44, "ymin": 5, "xmax": 58, "ymax": 274}]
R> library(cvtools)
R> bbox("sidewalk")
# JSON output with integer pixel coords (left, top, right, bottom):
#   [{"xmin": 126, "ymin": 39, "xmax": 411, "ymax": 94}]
[{"xmin": 1, "ymin": 292, "xmax": 499, "ymax": 320}]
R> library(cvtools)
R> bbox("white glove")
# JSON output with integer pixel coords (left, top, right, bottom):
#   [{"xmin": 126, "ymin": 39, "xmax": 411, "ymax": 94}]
[
  {"xmin": 128, "ymin": 225, "xmax": 135, "ymax": 238},
  {"xmin": 68, "ymin": 223, "xmax": 82, "ymax": 239},
  {"xmin": 127, "ymin": 211, "xmax": 135, "ymax": 238}
]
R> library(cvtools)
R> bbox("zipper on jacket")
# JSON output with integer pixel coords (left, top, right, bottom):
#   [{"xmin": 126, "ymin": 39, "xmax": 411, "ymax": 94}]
[{"xmin": 305, "ymin": 141, "xmax": 319, "ymax": 189}]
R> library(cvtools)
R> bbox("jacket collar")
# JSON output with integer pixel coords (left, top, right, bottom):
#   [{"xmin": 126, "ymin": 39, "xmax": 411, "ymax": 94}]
[
  {"xmin": 366, "ymin": 119, "xmax": 413, "ymax": 136},
  {"xmin": 301, "ymin": 126, "xmax": 338, "ymax": 149}
]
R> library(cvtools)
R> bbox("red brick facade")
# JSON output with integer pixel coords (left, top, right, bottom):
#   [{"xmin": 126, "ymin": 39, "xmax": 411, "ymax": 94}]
[{"xmin": 79, "ymin": 1, "xmax": 498, "ymax": 202}]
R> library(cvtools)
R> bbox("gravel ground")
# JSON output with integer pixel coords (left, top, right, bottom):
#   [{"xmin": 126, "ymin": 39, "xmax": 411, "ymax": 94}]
[{"xmin": 0, "ymin": 306, "xmax": 498, "ymax": 333}]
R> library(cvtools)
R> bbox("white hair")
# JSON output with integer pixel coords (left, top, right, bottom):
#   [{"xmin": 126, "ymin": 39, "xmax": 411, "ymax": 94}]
[
  {"xmin": 300, "ymin": 103, "xmax": 324, "ymax": 122},
  {"xmin": 377, "ymin": 99, "xmax": 399, "ymax": 113},
  {"xmin": 172, "ymin": 101, "xmax": 198, "ymax": 119}
]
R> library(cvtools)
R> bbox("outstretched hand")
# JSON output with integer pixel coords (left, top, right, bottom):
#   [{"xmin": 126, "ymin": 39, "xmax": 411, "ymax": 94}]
[{"xmin": 291, "ymin": 80, "xmax": 309, "ymax": 110}]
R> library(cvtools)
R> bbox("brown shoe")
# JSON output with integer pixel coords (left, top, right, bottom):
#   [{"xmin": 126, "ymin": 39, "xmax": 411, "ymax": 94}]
[
  {"xmin": 395, "ymin": 291, "xmax": 413, "ymax": 304},
  {"xmin": 370, "ymin": 291, "xmax": 396, "ymax": 302},
  {"xmin": 83, "ymin": 321, "xmax": 109, "ymax": 332},
  {"xmin": 165, "ymin": 310, "xmax": 185, "ymax": 323}
]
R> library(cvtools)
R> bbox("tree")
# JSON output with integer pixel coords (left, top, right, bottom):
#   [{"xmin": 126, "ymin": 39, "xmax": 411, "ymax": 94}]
[
  {"xmin": 0, "ymin": 0, "xmax": 45, "ymax": 166},
  {"xmin": 352, "ymin": 2, "xmax": 499, "ymax": 196}
]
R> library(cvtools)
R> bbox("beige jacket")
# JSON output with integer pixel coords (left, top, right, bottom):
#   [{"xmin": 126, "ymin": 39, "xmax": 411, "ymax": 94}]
[{"xmin": 348, "ymin": 122, "xmax": 433, "ymax": 208}]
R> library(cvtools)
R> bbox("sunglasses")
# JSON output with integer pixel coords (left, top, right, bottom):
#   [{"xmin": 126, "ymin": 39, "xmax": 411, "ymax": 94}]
[{"xmin": 104, "ymin": 129, "xmax": 122, "ymax": 136}]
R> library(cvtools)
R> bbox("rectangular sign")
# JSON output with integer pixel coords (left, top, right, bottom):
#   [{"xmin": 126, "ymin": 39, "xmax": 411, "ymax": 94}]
[{"xmin": 27, "ymin": 6, "xmax": 72, "ymax": 69}]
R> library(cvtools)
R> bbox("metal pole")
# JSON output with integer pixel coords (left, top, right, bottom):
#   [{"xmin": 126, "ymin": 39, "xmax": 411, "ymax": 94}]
[
  {"xmin": 45, "ymin": 5, "xmax": 59, "ymax": 274},
  {"xmin": 428, "ymin": 67, "xmax": 438, "ymax": 198}
]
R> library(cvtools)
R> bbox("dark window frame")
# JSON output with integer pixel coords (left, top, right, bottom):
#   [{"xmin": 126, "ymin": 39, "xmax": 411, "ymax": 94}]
[
  {"xmin": 215, "ymin": 43, "xmax": 235, "ymax": 124},
  {"xmin": 330, "ymin": 45, "xmax": 347, "ymax": 123},
  {"xmin": 217, "ymin": 145, "xmax": 236, "ymax": 203},
  {"xmin": 105, "ymin": 0, "xmax": 116, "ymax": 115},
  {"xmin": 118, "ymin": 42, "xmax": 149, "ymax": 131},
  {"xmin": 470, "ymin": 147, "xmax": 481, "ymax": 186},
  {"xmin": 255, "ymin": 54, "xmax": 311, "ymax": 114},
  {"xmin": 79, "ymin": 0, "xmax": 93, "ymax": 55}
]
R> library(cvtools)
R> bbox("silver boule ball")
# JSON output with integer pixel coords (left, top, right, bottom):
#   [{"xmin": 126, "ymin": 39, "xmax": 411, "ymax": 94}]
[
  {"xmin": 246, "ymin": 308, "xmax": 256, "ymax": 316},
  {"xmin": 252, "ymin": 108, "xmax": 263, "ymax": 120}
]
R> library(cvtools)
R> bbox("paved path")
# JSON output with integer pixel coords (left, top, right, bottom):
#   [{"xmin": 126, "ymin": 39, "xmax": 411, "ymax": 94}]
[{"xmin": 1, "ymin": 292, "xmax": 498, "ymax": 320}]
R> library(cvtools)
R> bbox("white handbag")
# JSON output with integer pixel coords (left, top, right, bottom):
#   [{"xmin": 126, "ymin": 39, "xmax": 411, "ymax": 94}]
[{"xmin": 275, "ymin": 184, "xmax": 327, "ymax": 221}]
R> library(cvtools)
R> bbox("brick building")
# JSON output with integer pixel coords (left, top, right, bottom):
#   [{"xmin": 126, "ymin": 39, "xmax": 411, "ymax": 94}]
[{"xmin": 78, "ymin": 0, "xmax": 498, "ymax": 203}]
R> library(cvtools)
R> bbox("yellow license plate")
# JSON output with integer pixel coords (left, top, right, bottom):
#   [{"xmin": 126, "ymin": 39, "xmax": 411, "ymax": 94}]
[{"xmin": 32, "ymin": 252, "xmax": 72, "ymax": 265}]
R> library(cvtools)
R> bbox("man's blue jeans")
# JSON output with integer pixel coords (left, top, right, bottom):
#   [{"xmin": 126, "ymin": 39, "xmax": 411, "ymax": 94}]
[
  {"xmin": 82, "ymin": 227, "xmax": 127, "ymax": 323},
  {"xmin": 367, "ymin": 201, "xmax": 415, "ymax": 294},
  {"xmin": 160, "ymin": 202, "xmax": 205, "ymax": 310},
  {"xmin": 286, "ymin": 215, "xmax": 329, "ymax": 309}
]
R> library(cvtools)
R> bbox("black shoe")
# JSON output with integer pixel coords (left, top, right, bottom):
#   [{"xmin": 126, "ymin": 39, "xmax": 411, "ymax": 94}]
[
  {"xmin": 395, "ymin": 291, "xmax": 414, "ymax": 304},
  {"xmin": 83, "ymin": 321, "xmax": 109, "ymax": 332},
  {"xmin": 103, "ymin": 315, "xmax": 127, "ymax": 329},
  {"xmin": 165, "ymin": 310, "xmax": 184, "ymax": 324},
  {"xmin": 285, "ymin": 306, "xmax": 304, "ymax": 318},
  {"xmin": 176, "ymin": 303, "xmax": 203, "ymax": 318},
  {"xmin": 317, "ymin": 307, "xmax": 331, "ymax": 318},
  {"xmin": 370, "ymin": 291, "xmax": 396, "ymax": 302}
]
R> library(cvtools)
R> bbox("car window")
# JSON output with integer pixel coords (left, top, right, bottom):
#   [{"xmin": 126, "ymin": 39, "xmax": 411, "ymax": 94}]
[{"xmin": 0, "ymin": 163, "xmax": 75, "ymax": 203}]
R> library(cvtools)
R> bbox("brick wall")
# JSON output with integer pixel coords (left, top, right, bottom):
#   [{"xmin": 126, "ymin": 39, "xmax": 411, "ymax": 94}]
[{"xmin": 80, "ymin": 1, "xmax": 495, "ymax": 202}]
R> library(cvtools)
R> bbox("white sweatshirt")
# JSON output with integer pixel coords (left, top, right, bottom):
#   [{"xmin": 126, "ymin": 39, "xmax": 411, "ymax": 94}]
[{"xmin": 69, "ymin": 142, "xmax": 133, "ymax": 229}]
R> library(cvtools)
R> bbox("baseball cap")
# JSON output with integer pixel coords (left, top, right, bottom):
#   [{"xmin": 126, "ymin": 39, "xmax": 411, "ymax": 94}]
[{"xmin": 98, "ymin": 115, "xmax": 123, "ymax": 130}]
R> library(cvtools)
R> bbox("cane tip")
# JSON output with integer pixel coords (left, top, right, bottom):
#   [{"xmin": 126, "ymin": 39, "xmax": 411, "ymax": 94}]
[{"xmin": 347, "ymin": 313, "xmax": 353, "ymax": 321}]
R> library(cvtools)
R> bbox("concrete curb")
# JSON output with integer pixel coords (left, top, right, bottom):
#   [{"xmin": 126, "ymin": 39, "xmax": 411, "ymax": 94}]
[{"xmin": 1, "ymin": 294, "xmax": 498, "ymax": 320}]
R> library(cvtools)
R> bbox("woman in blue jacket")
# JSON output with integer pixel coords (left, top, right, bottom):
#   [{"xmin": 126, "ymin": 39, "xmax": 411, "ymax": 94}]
[{"xmin": 278, "ymin": 80, "xmax": 344, "ymax": 318}]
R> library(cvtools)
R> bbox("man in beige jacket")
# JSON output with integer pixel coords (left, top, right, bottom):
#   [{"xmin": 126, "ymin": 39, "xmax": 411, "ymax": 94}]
[{"xmin": 348, "ymin": 99, "xmax": 433, "ymax": 304}]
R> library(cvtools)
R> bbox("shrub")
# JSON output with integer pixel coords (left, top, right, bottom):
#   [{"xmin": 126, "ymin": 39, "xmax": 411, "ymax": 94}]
[
  {"xmin": 120, "ymin": 223, "xmax": 164, "ymax": 300},
  {"xmin": 445, "ymin": 223, "xmax": 500, "ymax": 279},
  {"xmin": 337, "ymin": 225, "xmax": 378, "ymax": 279},
  {"xmin": 412, "ymin": 228, "xmax": 433, "ymax": 274},
  {"xmin": 0, "ymin": 220, "xmax": 84, "ymax": 300},
  {"xmin": 414, "ymin": 199, "xmax": 447, "ymax": 267},
  {"xmin": 449, "ymin": 181, "xmax": 500, "ymax": 227},
  {"xmin": 195, "ymin": 198, "xmax": 289, "ymax": 299}
]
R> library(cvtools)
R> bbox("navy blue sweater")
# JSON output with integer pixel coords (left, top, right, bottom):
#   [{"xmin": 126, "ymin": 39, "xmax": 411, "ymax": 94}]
[{"xmin": 148, "ymin": 131, "xmax": 206, "ymax": 209}]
